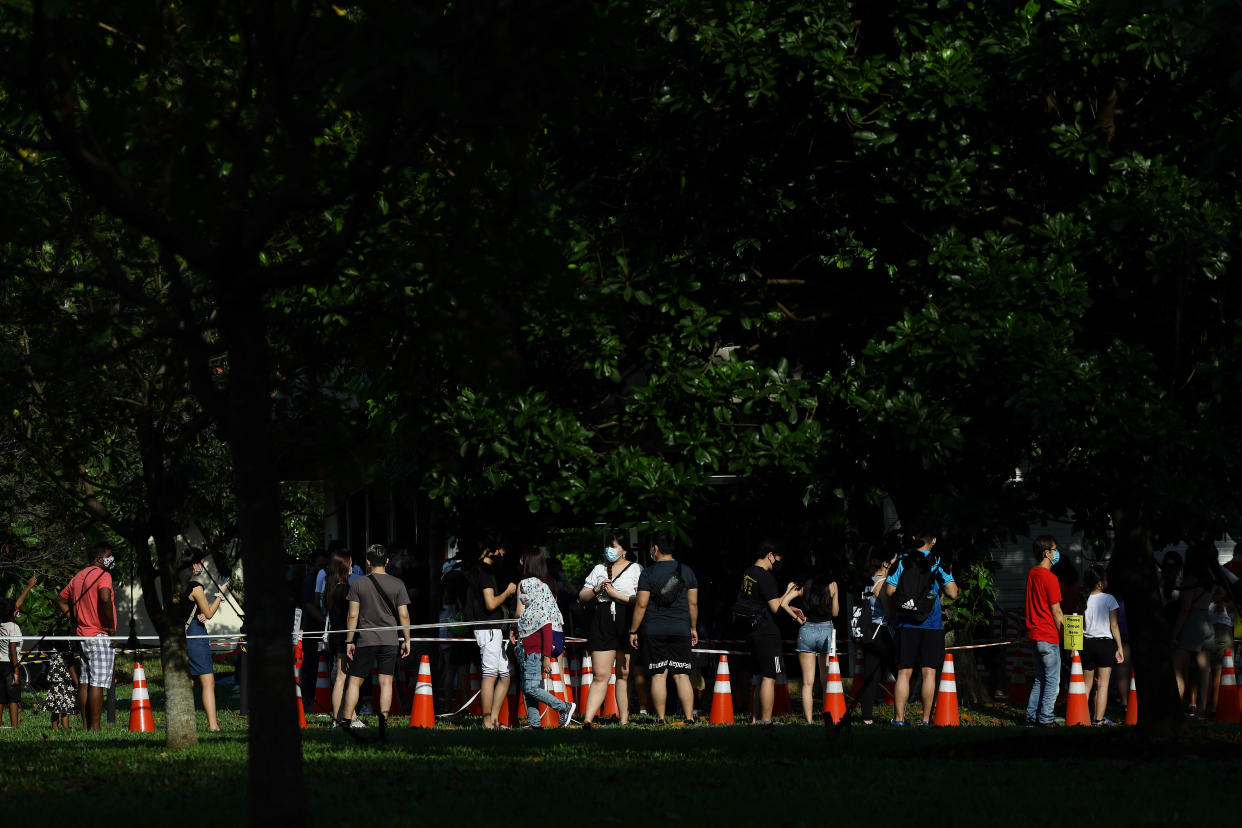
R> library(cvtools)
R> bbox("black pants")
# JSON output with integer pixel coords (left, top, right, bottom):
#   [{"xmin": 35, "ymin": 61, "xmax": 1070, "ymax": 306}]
[{"xmin": 859, "ymin": 628, "xmax": 896, "ymax": 721}]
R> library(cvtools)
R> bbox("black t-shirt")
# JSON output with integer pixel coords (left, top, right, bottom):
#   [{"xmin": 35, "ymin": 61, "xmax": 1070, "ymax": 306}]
[
  {"xmin": 733, "ymin": 565, "xmax": 780, "ymax": 633},
  {"xmin": 471, "ymin": 561, "xmax": 508, "ymax": 629},
  {"xmin": 637, "ymin": 560, "xmax": 699, "ymax": 636}
]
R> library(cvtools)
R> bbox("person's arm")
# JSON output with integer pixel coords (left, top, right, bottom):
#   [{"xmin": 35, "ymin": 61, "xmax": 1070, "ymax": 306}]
[
  {"xmin": 777, "ymin": 583, "xmax": 805, "ymax": 622},
  {"xmin": 483, "ymin": 582, "xmax": 516, "ymax": 612},
  {"xmin": 540, "ymin": 625, "xmax": 554, "ymax": 673},
  {"xmin": 8, "ymin": 639, "xmax": 18, "ymax": 683},
  {"xmin": 627, "ymin": 590, "xmax": 651, "ymax": 650},
  {"xmin": 1050, "ymin": 601, "xmax": 1065, "ymax": 633},
  {"xmin": 98, "ymin": 587, "xmax": 115, "ymax": 633},
  {"xmin": 830, "ymin": 582, "xmax": 840, "ymax": 617},
  {"xmin": 1108, "ymin": 608, "xmax": 1124, "ymax": 663},
  {"xmin": 190, "ymin": 583, "xmax": 227, "ymax": 621},
  {"xmin": 343, "ymin": 600, "xmax": 361, "ymax": 660},
  {"xmin": 941, "ymin": 570, "xmax": 960, "ymax": 602},
  {"xmin": 688, "ymin": 588, "xmax": 699, "ymax": 647},
  {"xmin": 602, "ymin": 570, "xmax": 635, "ymax": 605},
  {"xmin": 397, "ymin": 605, "xmax": 412, "ymax": 659},
  {"xmin": 14, "ymin": 575, "xmax": 36, "ymax": 612}
]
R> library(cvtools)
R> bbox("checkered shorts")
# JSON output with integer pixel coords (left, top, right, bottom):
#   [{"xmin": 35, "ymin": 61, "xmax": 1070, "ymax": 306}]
[{"xmin": 79, "ymin": 635, "xmax": 115, "ymax": 688}]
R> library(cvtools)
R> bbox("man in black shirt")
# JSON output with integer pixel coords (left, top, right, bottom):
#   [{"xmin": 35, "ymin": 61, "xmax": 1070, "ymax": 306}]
[
  {"xmin": 468, "ymin": 546, "xmax": 516, "ymax": 729},
  {"xmin": 628, "ymin": 532, "xmax": 699, "ymax": 725},
  {"xmin": 732, "ymin": 540, "xmax": 803, "ymax": 725}
]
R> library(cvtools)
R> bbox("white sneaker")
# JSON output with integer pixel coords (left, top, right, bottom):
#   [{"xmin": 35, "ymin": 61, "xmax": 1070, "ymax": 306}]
[
  {"xmin": 559, "ymin": 702, "xmax": 576, "ymax": 728},
  {"xmin": 350, "ymin": 718, "xmax": 367, "ymax": 729}
]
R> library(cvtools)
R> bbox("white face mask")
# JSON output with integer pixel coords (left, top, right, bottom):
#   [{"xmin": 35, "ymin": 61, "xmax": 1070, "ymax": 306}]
[
  {"xmin": 101, "ymin": 555, "xmax": 115, "ymax": 570},
  {"xmin": 604, "ymin": 547, "xmax": 621, "ymax": 563}
]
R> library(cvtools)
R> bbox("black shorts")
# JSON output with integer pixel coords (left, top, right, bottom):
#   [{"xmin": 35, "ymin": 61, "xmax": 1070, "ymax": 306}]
[
  {"xmin": 645, "ymin": 635, "xmax": 693, "ymax": 675},
  {"xmin": 895, "ymin": 627, "xmax": 945, "ymax": 670},
  {"xmin": 347, "ymin": 645, "xmax": 399, "ymax": 679},
  {"xmin": 587, "ymin": 602, "xmax": 632, "ymax": 653},
  {"xmin": 748, "ymin": 629, "xmax": 784, "ymax": 678},
  {"xmin": 0, "ymin": 671, "xmax": 20, "ymax": 705},
  {"xmin": 1081, "ymin": 638, "xmax": 1116, "ymax": 671}
]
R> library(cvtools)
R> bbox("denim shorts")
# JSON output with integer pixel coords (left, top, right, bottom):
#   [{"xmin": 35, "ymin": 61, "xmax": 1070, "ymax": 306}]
[{"xmin": 795, "ymin": 621, "xmax": 835, "ymax": 654}]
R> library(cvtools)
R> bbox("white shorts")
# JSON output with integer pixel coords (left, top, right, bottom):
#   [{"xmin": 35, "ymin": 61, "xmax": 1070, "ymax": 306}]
[{"xmin": 474, "ymin": 628, "xmax": 509, "ymax": 678}]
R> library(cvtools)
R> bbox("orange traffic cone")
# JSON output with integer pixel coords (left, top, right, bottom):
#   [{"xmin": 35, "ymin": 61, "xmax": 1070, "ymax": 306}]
[
  {"xmin": 128, "ymin": 662, "xmax": 155, "ymax": 732},
  {"xmin": 497, "ymin": 676, "xmax": 519, "ymax": 727},
  {"xmin": 601, "ymin": 664, "xmax": 619, "ymax": 718},
  {"xmin": 544, "ymin": 660, "xmax": 569, "ymax": 728},
  {"xmin": 313, "ymin": 651, "xmax": 332, "ymax": 715},
  {"xmin": 1007, "ymin": 649, "xmax": 1028, "ymax": 707},
  {"xmin": 823, "ymin": 653, "xmax": 846, "ymax": 723},
  {"xmin": 564, "ymin": 656, "xmax": 577, "ymax": 705},
  {"xmin": 932, "ymin": 653, "xmax": 959, "ymax": 726},
  {"xmin": 709, "ymin": 655, "xmax": 734, "ymax": 724},
  {"xmin": 1065, "ymin": 651, "xmax": 1090, "ymax": 726},
  {"xmin": 579, "ymin": 654, "xmax": 593, "ymax": 706},
  {"xmin": 468, "ymin": 663, "xmax": 483, "ymax": 715},
  {"xmin": 1125, "ymin": 674, "xmax": 1139, "ymax": 726},
  {"xmin": 293, "ymin": 662, "xmax": 307, "ymax": 729},
  {"xmin": 407, "ymin": 654, "xmax": 435, "ymax": 728},
  {"xmin": 1217, "ymin": 650, "xmax": 1240, "ymax": 723},
  {"xmin": 773, "ymin": 658, "xmax": 791, "ymax": 716}
]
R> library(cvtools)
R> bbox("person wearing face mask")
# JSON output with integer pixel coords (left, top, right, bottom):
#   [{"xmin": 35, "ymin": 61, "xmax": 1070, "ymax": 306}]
[
  {"xmin": 578, "ymin": 533, "xmax": 642, "ymax": 727},
  {"xmin": 732, "ymin": 539, "xmax": 803, "ymax": 726},
  {"xmin": 177, "ymin": 548, "xmax": 231, "ymax": 731},
  {"xmin": 55, "ymin": 544, "xmax": 117, "ymax": 730},
  {"xmin": 1024, "ymin": 535, "xmax": 1066, "ymax": 727}
]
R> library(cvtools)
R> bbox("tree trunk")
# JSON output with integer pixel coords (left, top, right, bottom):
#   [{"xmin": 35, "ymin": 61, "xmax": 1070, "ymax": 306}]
[
  {"xmin": 947, "ymin": 630, "xmax": 988, "ymax": 705},
  {"xmin": 1111, "ymin": 506, "xmax": 1184, "ymax": 739},
  {"xmin": 216, "ymin": 286, "xmax": 308, "ymax": 826},
  {"xmin": 135, "ymin": 415, "xmax": 198, "ymax": 749}
]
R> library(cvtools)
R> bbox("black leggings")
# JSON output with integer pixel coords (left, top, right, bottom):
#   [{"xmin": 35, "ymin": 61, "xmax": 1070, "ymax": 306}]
[{"xmin": 859, "ymin": 629, "xmax": 896, "ymax": 721}]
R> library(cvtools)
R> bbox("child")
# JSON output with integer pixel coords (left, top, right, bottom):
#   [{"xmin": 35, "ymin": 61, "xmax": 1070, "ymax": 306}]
[
  {"xmin": 44, "ymin": 637, "xmax": 79, "ymax": 729},
  {"xmin": 513, "ymin": 577, "xmax": 573, "ymax": 728},
  {"xmin": 0, "ymin": 598, "xmax": 22, "ymax": 728}
]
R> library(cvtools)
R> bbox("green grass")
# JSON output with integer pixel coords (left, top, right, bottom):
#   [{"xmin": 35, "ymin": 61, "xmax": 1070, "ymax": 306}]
[{"xmin": 1, "ymin": 661, "xmax": 1237, "ymax": 826}]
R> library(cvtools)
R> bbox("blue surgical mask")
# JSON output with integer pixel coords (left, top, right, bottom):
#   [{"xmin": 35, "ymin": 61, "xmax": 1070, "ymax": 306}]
[
  {"xmin": 604, "ymin": 547, "xmax": 621, "ymax": 563},
  {"xmin": 1051, "ymin": 550, "xmax": 1060, "ymax": 566}
]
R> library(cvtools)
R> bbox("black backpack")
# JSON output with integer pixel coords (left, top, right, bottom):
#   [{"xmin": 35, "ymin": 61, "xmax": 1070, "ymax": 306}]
[
  {"xmin": 653, "ymin": 562, "xmax": 686, "ymax": 608},
  {"xmin": 892, "ymin": 552, "xmax": 939, "ymax": 625}
]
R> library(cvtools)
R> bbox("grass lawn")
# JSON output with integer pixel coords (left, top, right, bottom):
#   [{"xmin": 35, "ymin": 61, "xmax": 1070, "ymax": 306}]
[{"xmin": 1, "ymin": 658, "xmax": 1236, "ymax": 825}]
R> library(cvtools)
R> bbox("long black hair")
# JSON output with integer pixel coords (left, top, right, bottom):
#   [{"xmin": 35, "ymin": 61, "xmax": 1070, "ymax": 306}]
[
  {"xmin": 801, "ymin": 576, "xmax": 836, "ymax": 618},
  {"xmin": 176, "ymin": 547, "xmax": 207, "ymax": 599}
]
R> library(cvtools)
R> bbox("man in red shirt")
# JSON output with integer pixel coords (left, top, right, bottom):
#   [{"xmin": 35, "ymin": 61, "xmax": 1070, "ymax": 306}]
[
  {"xmin": 1024, "ymin": 535, "xmax": 1065, "ymax": 726},
  {"xmin": 56, "ymin": 545, "xmax": 116, "ymax": 730}
]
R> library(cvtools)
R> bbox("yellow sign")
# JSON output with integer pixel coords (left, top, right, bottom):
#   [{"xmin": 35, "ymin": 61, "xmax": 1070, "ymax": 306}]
[{"xmin": 1063, "ymin": 613, "xmax": 1084, "ymax": 652}]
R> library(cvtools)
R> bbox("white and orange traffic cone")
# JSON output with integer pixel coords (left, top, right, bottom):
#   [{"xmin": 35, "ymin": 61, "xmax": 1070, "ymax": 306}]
[
  {"xmin": 128, "ymin": 662, "xmax": 155, "ymax": 732},
  {"xmin": 579, "ymin": 654, "xmax": 593, "ymax": 707},
  {"xmin": 496, "ymin": 676, "xmax": 518, "ymax": 727},
  {"xmin": 1125, "ymin": 674, "xmax": 1139, "ymax": 726},
  {"xmin": 544, "ymin": 660, "xmax": 569, "ymax": 728},
  {"xmin": 709, "ymin": 655, "xmax": 734, "ymax": 724},
  {"xmin": 313, "ymin": 651, "xmax": 332, "ymax": 716},
  {"xmin": 293, "ymin": 661, "xmax": 307, "ymax": 729},
  {"xmin": 1216, "ymin": 650, "xmax": 1239, "ymax": 723},
  {"xmin": 602, "ymin": 664, "xmax": 619, "ymax": 718},
  {"xmin": 407, "ymin": 654, "xmax": 435, "ymax": 728},
  {"xmin": 1065, "ymin": 651, "xmax": 1090, "ymax": 726},
  {"xmin": 823, "ymin": 653, "xmax": 846, "ymax": 723},
  {"xmin": 564, "ymin": 656, "xmax": 577, "ymax": 705},
  {"xmin": 773, "ymin": 658, "xmax": 791, "ymax": 716},
  {"xmin": 932, "ymin": 653, "xmax": 959, "ymax": 727}
]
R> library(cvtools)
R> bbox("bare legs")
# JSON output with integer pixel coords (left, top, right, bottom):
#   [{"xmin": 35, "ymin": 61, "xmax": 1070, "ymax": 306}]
[
  {"xmin": 797, "ymin": 652, "xmax": 828, "ymax": 723},
  {"xmin": 198, "ymin": 672, "xmax": 219, "ymax": 731}
]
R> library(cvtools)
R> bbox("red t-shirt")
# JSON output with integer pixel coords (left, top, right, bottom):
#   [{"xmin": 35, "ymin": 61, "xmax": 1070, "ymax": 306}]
[
  {"xmin": 59, "ymin": 566, "xmax": 115, "ymax": 637},
  {"xmin": 1025, "ymin": 565, "xmax": 1062, "ymax": 644}
]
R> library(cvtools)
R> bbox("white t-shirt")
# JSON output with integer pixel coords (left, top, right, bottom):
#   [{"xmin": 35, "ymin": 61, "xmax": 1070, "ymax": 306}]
[
  {"xmin": 582, "ymin": 561, "xmax": 643, "ymax": 603},
  {"xmin": 1208, "ymin": 568, "xmax": 1238, "ymax": 625},
  {"xmin": 1084, "ymin": 591, "xmax": 1119, "ymax": 639},
  {"xmin": 0, "ymin": 621, "xmax": 22, "ymax": 663}
]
